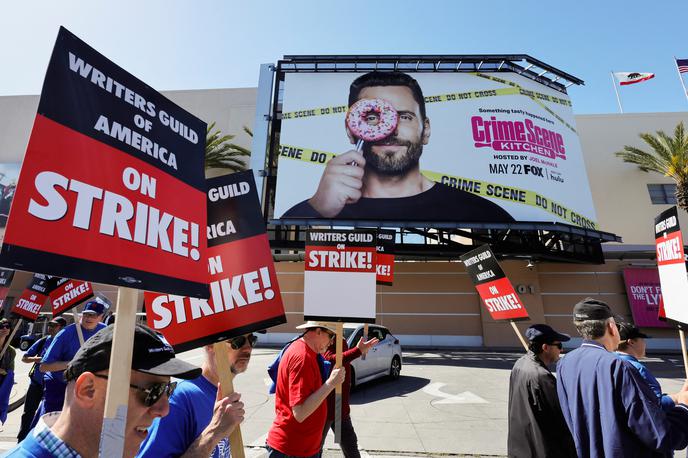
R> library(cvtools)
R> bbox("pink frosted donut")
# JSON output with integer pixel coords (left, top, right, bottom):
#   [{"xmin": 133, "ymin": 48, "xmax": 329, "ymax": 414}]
[{"xmin": 346, "ymin": 98, "xmax": 398, "ymax": 142}]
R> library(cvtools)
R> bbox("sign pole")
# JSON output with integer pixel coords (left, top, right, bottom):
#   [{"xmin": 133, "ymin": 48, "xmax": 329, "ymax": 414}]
[
  {"xmin": 0, "ymin": 319, "xmax": 22, "ymax": 360},
  {"xmin": 510, "ymin": 321, "xmax": 529, "ymax": 351},
  {"xmin": 334, "ymin": 322, "xmax": 343, "ymax": 443},
  {"xmin": 72, "ymin": 307, "xmax": 84, "ymax": 346},
  {"xmin": 679, "ymin": 326, "xmax": 688, "ymax": 379},
  {"xmin": 99, "ymin": 287, "xmax": 137, "ymax": 458},
  {"xmin": 212, "ymin": 342, "xmax": 245, "ymax": 458},
  {"xmin": 361, "ymin": 323, "xmax": 369, "ymax": 361}
]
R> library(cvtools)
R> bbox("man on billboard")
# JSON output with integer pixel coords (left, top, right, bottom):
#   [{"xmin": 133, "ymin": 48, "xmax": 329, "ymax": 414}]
[{"xmin": 282, "ymin": 71, "xmax": 514, "ymax": 222}]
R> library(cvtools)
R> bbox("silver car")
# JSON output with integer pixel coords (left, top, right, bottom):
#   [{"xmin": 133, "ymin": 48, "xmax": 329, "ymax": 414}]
[{"xmin": 343, "ymin": 323, "xmax": 402, "ymax": 389}]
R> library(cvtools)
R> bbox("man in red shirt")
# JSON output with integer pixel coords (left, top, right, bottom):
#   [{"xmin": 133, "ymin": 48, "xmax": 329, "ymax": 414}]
[
  {"xmin": 267, "ymin": 322, "xmax": 346, "ymax": 458},
  {"xmin": 321, "ymin": 333, "xmax": 379, "ymax": 457}
]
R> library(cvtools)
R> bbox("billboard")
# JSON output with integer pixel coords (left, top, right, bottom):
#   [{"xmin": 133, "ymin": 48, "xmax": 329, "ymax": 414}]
[{"xmin": 274, "ymin": 71, "xmax": 597, "ymax": 229}]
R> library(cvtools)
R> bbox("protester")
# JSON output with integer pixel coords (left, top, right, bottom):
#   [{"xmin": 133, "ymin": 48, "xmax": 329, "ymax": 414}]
[
  {"xmin": 34, "ymin": 300, "xmax": 107, "ymax": 421},
  {"xmin": 0, "ymin": 318, "xmax": 16, "ymax": 428},
  {"xmin": 507, "ymin": 323, "xmax": 576, "ymax": 458},
  {"xmin": 266, "ymin": 321, "xmax": 346, "ymax": 458},
  {"xmin": 138, "ymin": 332, "xmax": 258, "ymax": 457},
  {"xmin": 319, "ymin": 330, "xmax": 379, "ymax": 457},
  {"xmin": 615, "ymin": 322, "xmax": 688, "ymax": 412},
  {"xmin": 17, "ymin": 317, "xmax": 67, "ymax": 441},
  {"xmin": 6, "ymin": 324, "xmax": 201, "ymax": 457},
  {"xmin": 557, "ymin": 297, "xmax": 688, "ymax": 457}
]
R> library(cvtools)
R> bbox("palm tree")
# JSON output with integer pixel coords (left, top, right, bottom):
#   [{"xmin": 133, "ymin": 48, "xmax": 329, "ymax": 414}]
[
  {"xmin": 615, "ymin": 122, "xmax": 688, "ymax": 209},
  {"xmin": 205, "ymin": 122, "xmax": 251, "ymax": 173}
]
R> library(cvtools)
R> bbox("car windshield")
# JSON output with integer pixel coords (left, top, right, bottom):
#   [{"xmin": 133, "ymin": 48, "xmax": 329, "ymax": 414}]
[{"xmin": 343, "ymin": 327, "xmax": 357, "ymax": 340}]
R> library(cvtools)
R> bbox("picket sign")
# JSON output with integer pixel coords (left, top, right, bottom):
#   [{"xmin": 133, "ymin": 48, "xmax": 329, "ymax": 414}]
[
  {"xmin": 0, "ymin": 320, "xmax": 23, "ymax": 360},
  {"xmin": 73, "ymin": 308, "xmax": 84, "ymax": 346},
  {"xmin": 99, "ymin": 287, "xmax": 138, "ymax": 458},
  {"xmin": 334, "ymin": 322, "xmax": 344, "ymax": 444},
  {"xmin": 213, "ymin": 342, "xmax": 245, "ymax": 458},
  {"xmin": 510, "ymin": 321, "xmax": 528, "ymax": 351}
]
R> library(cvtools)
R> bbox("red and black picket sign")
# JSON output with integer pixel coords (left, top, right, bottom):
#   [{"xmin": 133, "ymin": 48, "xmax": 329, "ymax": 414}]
[
  {"xmin": 376, "ymin": 229, "xmax": 395, "ymax": 286},
  {"xmin": 304, "ymin": 228, "xmax": 377, "ymax": 323},
  {"xmin": 460, "ymin": 245, "xmax": 529, "ymax": 321},
  {"xmin": 0, "ymin": 269, "xmax": 15, "ymax": 309},
  {"xmin": 0, "ymin": 27, "xmax": 207, "ymax": 297},
  {"xmin": 49, "ymin": 277, "xmax": 94, "ymax": 317},
  {"xmin": 654, "ymin": 206, "xmax": 688, "ymax": 325},
  {"xmin": 146, "ymin": 170, "xmax": 286, "ymax": 353},
  {"xmin": 10, "ymin": 274, "xmax": 58, "ymax": 321}
]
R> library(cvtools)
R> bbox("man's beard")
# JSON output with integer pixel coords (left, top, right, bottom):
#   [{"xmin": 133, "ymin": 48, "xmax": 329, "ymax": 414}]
[{"xmin": 362, "ymin": 137, "xmax": 423, "ymax": 176}]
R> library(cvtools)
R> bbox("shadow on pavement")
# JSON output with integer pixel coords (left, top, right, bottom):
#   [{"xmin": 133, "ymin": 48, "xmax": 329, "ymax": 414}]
[
  {"xmin": 402, "ymin": 351, "xmax": 521, "ymax": 371},
  {"xmin": 350, "ymin": 375, "xmax": 429, "ymax": 404}
]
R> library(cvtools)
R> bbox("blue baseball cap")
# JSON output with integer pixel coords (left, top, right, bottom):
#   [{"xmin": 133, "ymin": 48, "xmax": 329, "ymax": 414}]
[{"xmin": 82, "ymin": 299, "xmax": 106, "ymax": 315}]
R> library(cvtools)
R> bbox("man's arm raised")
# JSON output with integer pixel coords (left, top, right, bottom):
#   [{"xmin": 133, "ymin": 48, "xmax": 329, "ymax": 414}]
[{"xmin": 308, "ymin": 151, "xmax": 365, "ymax": 218}]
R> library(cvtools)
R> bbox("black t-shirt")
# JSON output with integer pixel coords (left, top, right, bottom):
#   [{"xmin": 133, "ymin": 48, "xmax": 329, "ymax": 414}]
[{"xmin": 282, "ymin": 183, "xmax": 514, "ymax": 223}]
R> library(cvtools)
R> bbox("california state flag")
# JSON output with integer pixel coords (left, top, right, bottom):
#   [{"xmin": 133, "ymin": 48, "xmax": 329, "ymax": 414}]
[{"xmin": 614, "ymin": 72, "xmax": 655, "ymax": 85}]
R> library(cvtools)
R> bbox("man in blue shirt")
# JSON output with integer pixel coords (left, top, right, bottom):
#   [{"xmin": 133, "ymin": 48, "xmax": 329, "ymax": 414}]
[
  {"xmin": 557, "ymin": 297, "xmax": 688, "ymax": 458},
  {"xmin": 616, "ymin": 322, "xmax": 688, "ymax": 413},
  {"xmin": 6, "ymin": 324, "xmax": 202, "ymax": 458},
  {"xmin": 137, "ymin": 333, "xmax": 257, "ymax": 458},
  {"xmin": 17, "ymin": 317, "xmax": 66, "ymax": 441},
  {"xmin": 35, "ymin": 300, "xmax": 107, "ymax": 420}
]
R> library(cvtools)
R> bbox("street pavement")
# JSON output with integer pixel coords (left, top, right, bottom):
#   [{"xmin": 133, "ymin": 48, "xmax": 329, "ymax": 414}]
[{"xmin": 1, "ymin": 346, "xmax": 687, "ymax": 457}]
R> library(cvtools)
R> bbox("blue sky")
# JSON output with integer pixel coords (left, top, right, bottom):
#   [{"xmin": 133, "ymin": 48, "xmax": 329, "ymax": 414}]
[{"xmin": 2, "ymin": 0, "xmax": 687, "ymax": 115}]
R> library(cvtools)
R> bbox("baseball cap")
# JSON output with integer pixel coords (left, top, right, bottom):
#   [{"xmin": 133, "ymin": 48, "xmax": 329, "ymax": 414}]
[
  {"xmin": 573, "ymin": 298, "xmax": 615, "ymax": 321},
  {"xmin": 296, "ymin": 321, "xmax": 337, "ymax": 334},
  {"xmin": 525, "ymin": 324, "xmax": 571, "ymax": 343},
  {"xmin": 64, "ymin": 324, "xmax": 201, "ymax": 381},
  {"xmin": 82, "ymin": 299, "xmax": 106, "ymax": 315},
  {"xmin": 48, "ymin": 317, "xmax": 67, "ymax": 327},
  {"xmin": 618, "ymin": 322, "xmax": 651, "ymax": 340}
]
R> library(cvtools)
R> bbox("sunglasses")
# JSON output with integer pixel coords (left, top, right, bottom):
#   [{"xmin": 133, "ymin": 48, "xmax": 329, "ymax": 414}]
[
  {"xmin": 94, "ymin": 374, "xmax": 176, "ymax": 407},
  {"xmin": 228, "ymin": 334, "xmax": 258, "ymax": 350},
  {"xmin": 549, "ymin": 342, "xmax": 563, "ymax": 350},
  {"xmin": 0, "ymin": 324, "xmax": 10, "ymax": 330},
  {"xmin": 319, "ymin": 328, "xmax": 336, "ymax": 342}
]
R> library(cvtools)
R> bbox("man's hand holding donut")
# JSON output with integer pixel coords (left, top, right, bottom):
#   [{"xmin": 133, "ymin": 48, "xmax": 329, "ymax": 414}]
[{"xmin": 308, "ymin": 150, "xmax": 365, "ymax": 217}]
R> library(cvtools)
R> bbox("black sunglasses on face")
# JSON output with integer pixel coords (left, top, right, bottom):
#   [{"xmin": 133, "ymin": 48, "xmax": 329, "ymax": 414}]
[
  {"xmin": 228, "ymin": 334, "xmax": 258, "ymax": 350},
  {"xmin": 0, "ymin": 324, "xmax": 10, "ymax": 330},
  {"xmin": 549, "ymin": 342, "xmax": 563, "ymax": 349},
  {"xmin": 94, "ymin": 374, "xmax": 176, "ymax": 407}
]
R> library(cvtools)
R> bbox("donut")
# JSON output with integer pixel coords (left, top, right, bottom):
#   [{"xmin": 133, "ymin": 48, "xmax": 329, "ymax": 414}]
[{"xmin": 346, "ymin": 98, "xmax": 398, "ymax": 142}]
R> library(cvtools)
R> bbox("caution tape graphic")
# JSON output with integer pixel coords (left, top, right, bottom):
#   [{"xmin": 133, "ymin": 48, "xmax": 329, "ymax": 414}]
[
  {"xmin": 278, "ymin": 144, "xmax": 598, "ymax": 230},
  {"xmin": 281, "ymin": 73, "xmax": 577, "ymax": 134}
]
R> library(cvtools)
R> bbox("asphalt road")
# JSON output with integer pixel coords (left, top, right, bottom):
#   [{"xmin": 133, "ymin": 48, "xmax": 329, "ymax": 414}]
[{"xmin": 1, "ymin": 347, "xmax": 687, "ymax": 457}]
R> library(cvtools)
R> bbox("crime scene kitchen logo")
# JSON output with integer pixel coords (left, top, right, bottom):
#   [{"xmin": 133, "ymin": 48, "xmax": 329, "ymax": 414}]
[{"xmin": 471, "ymin": 116, "xmax": 566, "ymax": 160}]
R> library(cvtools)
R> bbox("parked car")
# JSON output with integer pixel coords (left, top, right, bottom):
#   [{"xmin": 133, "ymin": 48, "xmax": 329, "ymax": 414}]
[{"xmin": 343, "ymin": 323, "xmax": 402, "ymax": 389}]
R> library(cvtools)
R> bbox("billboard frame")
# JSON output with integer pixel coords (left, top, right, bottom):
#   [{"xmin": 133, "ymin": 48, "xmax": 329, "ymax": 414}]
[{"xmin": 255, "ymin": 55, "xmax": 619, "ymax": 264}]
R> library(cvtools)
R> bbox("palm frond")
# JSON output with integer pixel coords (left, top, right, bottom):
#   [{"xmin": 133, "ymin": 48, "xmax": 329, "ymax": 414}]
[{"xmin": 204, "ymin": 122, "xmax": 251, "ymax": 173}]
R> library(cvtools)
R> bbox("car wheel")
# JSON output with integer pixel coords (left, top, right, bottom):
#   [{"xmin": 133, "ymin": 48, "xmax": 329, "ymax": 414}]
[
  {"xmin": 349, "ymin": 367, "xmax": 356, "ymax": 391},
  {"xmin": 389, "ymin": 356, "xmax": 401, "ymax": 380},
  {"xmin": 19, "ymin": 341, "xmax": 29, "ymax": 351}
]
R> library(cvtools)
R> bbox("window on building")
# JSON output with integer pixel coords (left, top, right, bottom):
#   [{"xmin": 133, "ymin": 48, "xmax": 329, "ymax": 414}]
[{"xmin": 647, "ymin": 184, "xmax": 678, "ymax": 204}]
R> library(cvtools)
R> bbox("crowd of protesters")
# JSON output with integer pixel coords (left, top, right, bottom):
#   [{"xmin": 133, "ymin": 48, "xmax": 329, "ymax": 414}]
[{"xmin": 5, "ymin": 296, "xmax": 688, "ymax": 457}]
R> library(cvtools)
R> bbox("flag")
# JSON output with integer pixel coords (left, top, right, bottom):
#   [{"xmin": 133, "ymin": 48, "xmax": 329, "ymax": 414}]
[
  {"xmin": 613, "ymin": 72, "xmax": 655, "ymax": 85},
  {"xmin": 677, "ymin": 58, "xmax": 688, "ymax": 74}
]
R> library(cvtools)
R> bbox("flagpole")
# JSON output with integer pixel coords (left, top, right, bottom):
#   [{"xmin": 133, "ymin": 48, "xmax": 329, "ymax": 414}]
[
  {"xmin": 611, "ymin": 71, "xmax": 624, "ymax": 113},
  {"xmin": 673, "ymin": 56, "xmax": 688, "ymax": 105}
]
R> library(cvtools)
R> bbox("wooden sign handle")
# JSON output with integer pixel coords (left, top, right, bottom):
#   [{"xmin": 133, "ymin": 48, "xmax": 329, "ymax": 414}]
[
  {"xmin": 0, "ymin": 319, "xmax": 22, "ymax": 361},
  {"xmin": 679, "ymin": 328, "xmax": 688, "ymax": 379},
  {"xmin": 72, "ymin": 308, "xmax": 84, "ymax": 346},
  {"xmin": 510, "ymin": 321, "xmax": 529, "ymax": 351},
  {"xmin": 334, "ymin": 322, "xmax": 343, "ymax": 444},
  {"xmin": 99, "ymin": 287, "xmax": 137, "ymax": 458},
  {"xmin": 213, "ymin": 342, "xmax": 245, "ymax": 458},
  {"xmin": 361, "ymin": 323, "xmax": 369, "ymax": 361}
]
